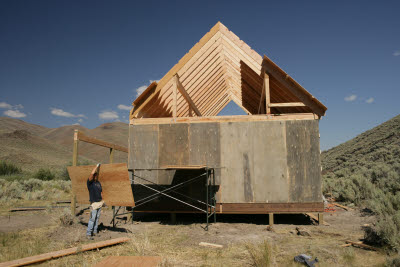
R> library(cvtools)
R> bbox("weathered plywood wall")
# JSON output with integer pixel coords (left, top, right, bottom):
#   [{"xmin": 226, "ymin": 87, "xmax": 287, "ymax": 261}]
[{"xmin": 129, "ymin": 119, "xmax": 322, "ymax": 204}]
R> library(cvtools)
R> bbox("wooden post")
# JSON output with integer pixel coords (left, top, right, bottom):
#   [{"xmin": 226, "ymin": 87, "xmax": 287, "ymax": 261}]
[
  {"xmin": 264, "ymin": 73, "xmax": 271, "ymax": 114},
  {"xmin": 170, "ymin": 213, "xmax": 176, "ymax": 224},
  {"xmin": 318, "ymin": 212, "xmax": 324, "ymax": 225},
  {"xmin": 109, "ymin": 148, "xmax": 114, "ymax": 164},
  {"xmin": 269, "ymin": 213, "xmax": 274, "ymax": 225},
  {"xmin": 71, "ymin": 130, "xmax": 79, "ymax": 216},
  {"xmin": 173, "ymin": 75, "xmax": 177, "ymax": 119}
]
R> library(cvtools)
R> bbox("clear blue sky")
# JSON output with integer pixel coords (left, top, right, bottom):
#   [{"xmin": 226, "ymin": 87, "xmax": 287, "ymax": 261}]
[{"xmin": 0, "ymin": 0, "xmax": 399, "ymax": 150}]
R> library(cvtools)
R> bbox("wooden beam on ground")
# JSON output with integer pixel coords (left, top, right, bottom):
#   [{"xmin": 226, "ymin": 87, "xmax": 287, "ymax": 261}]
[
  {"xmin": 175, "ymin": 74, "xmax": 202, "ymax": 116},
  {"xmin": 332, "ymin": 203, "xmax": 353, "ymax": 211},
  {"xmin": 0, "ymin": 237, "xmax": 130, "ymax": 267},
  {"xmin": 269, "ymin": 102, "xmax": 306, "ymax": 107},
  {"xmin": 345, "ymin": 240, "xmax": 379, "ymax": 251},
  {"xmin": 76, "ymin": 131, "xmax": 128, "ymax": 153},
  {"xmin": 199, "ymin": 242, "xmax": 223, "ymax": 248}
]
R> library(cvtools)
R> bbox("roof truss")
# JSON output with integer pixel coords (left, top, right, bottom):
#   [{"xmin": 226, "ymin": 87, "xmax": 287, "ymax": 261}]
[{"xmin": 130, "ymin": 22, "xmax": 327, "ymax": 120}]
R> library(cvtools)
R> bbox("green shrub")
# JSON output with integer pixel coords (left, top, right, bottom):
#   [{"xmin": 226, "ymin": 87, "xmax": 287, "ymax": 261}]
[
  {"xmin": 33, "ymin": 168, "xmax": 55, "ymax": 181},
  {"xmin": 0, "ymin": 179, "xmax": 71, "ymax": 202},
  {"xmin": 0, "ymin": 161, "xmax": 21, "ymax": 176},
  {"xmin": 386, "ymin": 256, "xmax": 400, "ymax": 267}
]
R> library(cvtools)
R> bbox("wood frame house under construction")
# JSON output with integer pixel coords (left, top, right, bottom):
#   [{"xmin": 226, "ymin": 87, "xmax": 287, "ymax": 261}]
[{"xmin": 128, "ymin": 22, "xmax": 327, "ymax": 218}]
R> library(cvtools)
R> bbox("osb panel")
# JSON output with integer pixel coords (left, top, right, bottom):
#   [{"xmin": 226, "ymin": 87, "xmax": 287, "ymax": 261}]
[{"xmin": 68, "ymin": 163, "xmax": 134, "ymax": 206}]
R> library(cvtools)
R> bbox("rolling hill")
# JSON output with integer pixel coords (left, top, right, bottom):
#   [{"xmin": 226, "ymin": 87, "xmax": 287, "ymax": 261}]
[{"xmin": 0, "ymin": 117, "xmax": 129, "ymax": 171}]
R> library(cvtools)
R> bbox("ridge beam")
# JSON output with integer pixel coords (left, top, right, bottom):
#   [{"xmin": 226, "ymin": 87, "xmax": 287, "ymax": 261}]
[{"xmin": 174, "ymin": 74, "xmax": 202, "ymax": 117}]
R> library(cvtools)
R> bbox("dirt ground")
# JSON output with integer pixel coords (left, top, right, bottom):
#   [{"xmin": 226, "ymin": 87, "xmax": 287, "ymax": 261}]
[{"xmin": 0, "ymin": 204, "xmax": 392, "ymax": 266}]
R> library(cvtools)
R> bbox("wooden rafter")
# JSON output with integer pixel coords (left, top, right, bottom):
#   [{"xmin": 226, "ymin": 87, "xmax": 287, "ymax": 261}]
[{"xmin": 174, "ymin": 74, "xmax": 202, "ymax": 116}]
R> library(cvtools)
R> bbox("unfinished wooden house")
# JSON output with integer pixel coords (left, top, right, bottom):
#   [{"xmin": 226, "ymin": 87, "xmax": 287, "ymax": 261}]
[{"xmin": 128, "ymin": 22, "xmax": 327, "ymax": 218}]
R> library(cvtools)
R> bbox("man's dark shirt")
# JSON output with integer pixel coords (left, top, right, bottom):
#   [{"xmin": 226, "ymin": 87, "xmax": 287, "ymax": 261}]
[{"xmin": 87, "ymin": 179, "xmax": 102, "ymax": 203}]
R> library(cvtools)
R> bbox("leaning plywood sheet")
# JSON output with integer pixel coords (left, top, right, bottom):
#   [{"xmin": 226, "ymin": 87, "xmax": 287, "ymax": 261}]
[{"xmin": 67, "ymin": 163, "xmax": 134, "ymax": 206}]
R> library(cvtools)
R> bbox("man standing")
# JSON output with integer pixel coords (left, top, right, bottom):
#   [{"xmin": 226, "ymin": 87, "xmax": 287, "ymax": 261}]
[{"xmin": 86, "ymin": 163, "xmax": 103, "ymax": 240}]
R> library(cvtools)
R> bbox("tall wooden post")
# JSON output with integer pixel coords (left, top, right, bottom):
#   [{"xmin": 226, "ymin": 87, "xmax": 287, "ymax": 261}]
[
  {"xmin": 71, "ymin": 130, "xmax": 79, "ymax": 216},
  {"xmin": 109, "ymin": 148, "xmax": 114, "ymax": 164},
  {"xmin": 173, "ymin": 75, "xmax": 177, "ymax": 119},
  {"xmin": 264, "ymin": 73, "xmax": 271, "ymax": 114}
]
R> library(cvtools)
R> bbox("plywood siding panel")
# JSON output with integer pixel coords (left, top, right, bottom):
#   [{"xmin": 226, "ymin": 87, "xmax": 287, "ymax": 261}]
[
  {"xmin": 219, "ymin": 122, "xmax": 252, "ymax": 203},
  {"xmin": 159, "ymin": 124, "xmax": 189, "ymax": 166},
  {"xmin": 189, "ymin": 123, "xmax": 220, "ymax": 167},
  {"xmin": 286, "ymin": 120, "xmax": 322, "ymax": 202},
  {"xmin": 250, "ymin": 121, "xmax": 289, "ymax": 203}
]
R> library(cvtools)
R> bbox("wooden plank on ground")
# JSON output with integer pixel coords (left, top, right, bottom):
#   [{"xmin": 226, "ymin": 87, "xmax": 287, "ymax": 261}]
[
  {"xmin": 93, "ymin": 256, "xmax": 162, "ymax": 267},
  {"xmin": 199, "ymin": 242, "xmax": 223, "ymax": 248},
  {"xmin": 332, "ymin": 203, "xmax": 353, "ymax": 211},
  {"xmin": 67, "ymin": 163, "xmax": 134, "ymax": 206},
  {"xmin": 0, "ymin": 237, "xmax": 130, "ymax": 267},
  {"xmin": 345, "ymin": 240, "xmax": 379, "ymax": 251}
]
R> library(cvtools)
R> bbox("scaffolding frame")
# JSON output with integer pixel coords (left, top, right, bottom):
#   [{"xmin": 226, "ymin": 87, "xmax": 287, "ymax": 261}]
[{"xmin": 111, "ymin": 166, "xmax": 216, "ymax": 230}]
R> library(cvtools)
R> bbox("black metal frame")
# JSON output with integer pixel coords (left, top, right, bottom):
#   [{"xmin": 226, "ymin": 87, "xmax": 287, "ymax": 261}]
[{"xmin": 110, "ymin": 167, "xmax": 216, "ymax": 230}]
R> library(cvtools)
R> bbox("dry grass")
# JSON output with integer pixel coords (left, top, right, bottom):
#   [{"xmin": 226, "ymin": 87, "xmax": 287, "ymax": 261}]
[
  {"xmin": 0, "ymin": 223, "xmax": 388, "ymax": 267},
  {"xmin": 0, "ymin": 205, "xmax": 391, "ymax": 266}
]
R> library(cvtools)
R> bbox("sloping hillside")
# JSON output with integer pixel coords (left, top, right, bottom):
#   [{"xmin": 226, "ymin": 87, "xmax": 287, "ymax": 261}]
[
  {"xmin": 0, "ymin": 117, "xmax": 49, "ymax": 136},
  {"xmin": 322, "ymin": 114, "xmax": 400, "ymax": 196},
  {"xmin": 322, "ymin": 114, "xmax": 400, "ymax": 175},
  {"xmin": 0, "ymin": 130, "xmax": 77, "ymax": 171},
  {"xmin": 41, "ymin": 122, "xmax": 128, "ymax": 164},
  {"xmin": 321, "ymin": 114, "xmax": 400, "ymax": 250},
  {"xmin": 0, "ymin": 117, "xmax": 129, "ymax": 170}
]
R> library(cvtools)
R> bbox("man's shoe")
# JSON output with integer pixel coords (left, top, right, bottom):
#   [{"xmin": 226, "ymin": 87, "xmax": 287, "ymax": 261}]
[
  {"xmin": 93, "ymin": 232, "xmax": 100, "ymax": 237},
  {"xmin": 86, "ymin": 235, "xmax": 94, "ymax": 240}
]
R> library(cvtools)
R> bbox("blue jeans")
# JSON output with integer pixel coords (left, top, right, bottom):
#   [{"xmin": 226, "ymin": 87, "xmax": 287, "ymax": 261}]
[{"xmin": 86, "ymin": 207, "xmax": 101, "ymax": 236}]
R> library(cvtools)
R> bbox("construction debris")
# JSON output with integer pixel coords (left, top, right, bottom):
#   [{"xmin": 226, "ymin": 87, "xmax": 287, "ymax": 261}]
[
  {"xmin": 0, "ymin": 237, "xmax": 130, "ymax": 267},
  {"xmin": 296, "ymin": 227, "xmax": 311, "ymax": 237},
  {"xmin": 294, "ymin": 254, "xmax": 319, "ymax": 267},
  {"xmin": 343, "ymin": 240, "xmax": 379, "ymax": 251},
  {"xmin": 199, "ymin": 242, "xmax": 223, "ymax": 248},
  {"xmin": 332, "ymin": 203, "xmax": 353, "ymax": 211}
]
